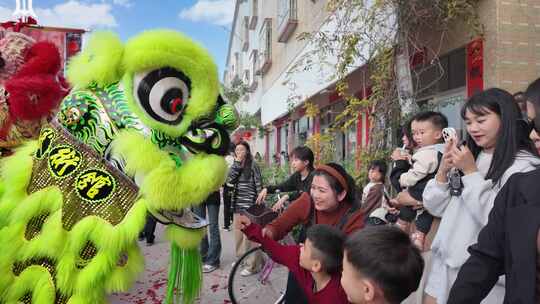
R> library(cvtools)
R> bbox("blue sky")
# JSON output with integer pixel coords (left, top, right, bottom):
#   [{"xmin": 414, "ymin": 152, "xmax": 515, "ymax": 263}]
[{"xmin": 0, "ymin": 0, "xmax": 235, "ymax": 76}]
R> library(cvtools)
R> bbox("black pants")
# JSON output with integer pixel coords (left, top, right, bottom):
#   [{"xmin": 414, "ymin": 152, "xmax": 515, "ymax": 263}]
[
  {"xmin": 223, "ymin": 185, "xmax": 233, "ymax": 228},
  {"xmin": 143, "ymin": 213, "xmax": 157, "ymax": 242}
]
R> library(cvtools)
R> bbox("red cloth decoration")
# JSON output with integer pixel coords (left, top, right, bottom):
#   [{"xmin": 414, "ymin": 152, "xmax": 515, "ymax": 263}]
[{"xmin": 467, "ymin": 39, "xmax": 484, "ymax": 98}]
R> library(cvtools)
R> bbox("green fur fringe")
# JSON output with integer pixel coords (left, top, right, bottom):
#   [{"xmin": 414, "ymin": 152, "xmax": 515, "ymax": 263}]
[
  {"xmin": 66, "ymin": 31, "xmax": 124, "ymax": 88},
  {"xmin": 0, "ymin": 141, "xmax": 38, "ymax": 229},
  {"xmin": 165, "ymin": 244, "xmax": 203, "ymax": 304},
  {"xmin": 165, "ymin": 225, "xmax": 206, "ymax": 250}
]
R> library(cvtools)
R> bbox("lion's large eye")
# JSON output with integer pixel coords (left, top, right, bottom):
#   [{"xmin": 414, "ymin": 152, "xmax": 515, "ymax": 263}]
[{"xmin": 133, "ymin": 67, "xmax": 191, "ymax": 125}]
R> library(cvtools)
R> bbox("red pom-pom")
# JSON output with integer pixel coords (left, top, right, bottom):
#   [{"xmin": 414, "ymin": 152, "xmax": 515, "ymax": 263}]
[
  {"xmin": 16, "ymin": 42, "xmax": 61, "ymax": 77},
  {"xmin": 5, "ymin": 74, "xmax": 64, "ymax": 120}
]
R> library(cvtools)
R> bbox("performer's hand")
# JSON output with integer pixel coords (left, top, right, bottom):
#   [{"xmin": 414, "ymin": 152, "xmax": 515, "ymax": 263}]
[
  {"xmin": 236, "ymin": 215, "xmax": 251, "ymax": 230},
  {"xmin": 256, "ymin": 188, "xmax": 267, "ymax": 204},
  {"xmin": 261, "ymin": 227, "xmax": 275, "ymax": 240},
  {"xmin": 272, "ymin": 195, "xmax": 288, "ymax": 212}
]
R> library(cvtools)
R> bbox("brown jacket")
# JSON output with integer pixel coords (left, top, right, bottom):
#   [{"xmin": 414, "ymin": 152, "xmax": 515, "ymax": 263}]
[
  {"xmin": 265, "ymin": 192, "xmax": 364, "ymax": 241},
  {"xmin": 360, "ymin": 182, "xmax": 384, "ymax": 217}
]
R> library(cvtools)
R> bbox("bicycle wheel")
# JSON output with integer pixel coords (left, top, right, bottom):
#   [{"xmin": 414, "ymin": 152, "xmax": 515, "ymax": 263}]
[{"xmin": 228, "ymin": 246, "xmax": 287, "ymax": 304}]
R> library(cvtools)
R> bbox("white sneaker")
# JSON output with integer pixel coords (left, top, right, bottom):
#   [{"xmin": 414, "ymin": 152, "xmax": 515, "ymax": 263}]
[
  {"xmin": 240, "ymin": 268, "xmax": 257, "ymax": 277},
  {"xmin": 202, "ymin": 264, "xmax": 218, "ymax": 273}
]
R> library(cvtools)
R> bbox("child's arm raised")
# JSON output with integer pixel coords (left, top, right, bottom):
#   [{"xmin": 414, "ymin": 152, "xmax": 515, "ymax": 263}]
[{"xmin": 237, "ymin": 215, "xmax": 301, "ymax": 271}]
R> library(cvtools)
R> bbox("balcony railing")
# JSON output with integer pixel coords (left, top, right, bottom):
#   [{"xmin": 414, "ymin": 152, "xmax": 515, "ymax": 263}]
[
  {"xmin": 258, "ymin": 18, "xmax": 272, "ymax": 74},
  {"xmin": 277, "ymin": 0, "xmax": 298, "ymax": 42}
]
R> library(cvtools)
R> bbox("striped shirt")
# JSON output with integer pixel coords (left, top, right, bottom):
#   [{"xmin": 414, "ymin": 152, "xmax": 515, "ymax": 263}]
[{"xmin": 227, "ymin": 160, "xmax": 262, "ymax": 212}]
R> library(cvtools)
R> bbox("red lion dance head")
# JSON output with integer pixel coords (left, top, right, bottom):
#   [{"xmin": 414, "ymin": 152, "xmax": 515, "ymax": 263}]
[{"xmin": 0, "ymin": 30, "xmax": 67, "ymax": 149}]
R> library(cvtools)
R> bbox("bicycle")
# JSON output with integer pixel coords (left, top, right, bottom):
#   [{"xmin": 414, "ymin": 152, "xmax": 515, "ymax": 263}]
[
  {"xmin": 227, "ymin": 243, "xmax": 289, "ymax": 304},
  {"xmin": 228, "ymin": 191, "xmax": 293, "ymax": 304}
]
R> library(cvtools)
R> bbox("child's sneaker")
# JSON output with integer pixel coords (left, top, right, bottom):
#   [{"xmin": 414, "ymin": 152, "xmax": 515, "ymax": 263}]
[{"xmin": 411, "ymin": 230, "xmax": 426, "ymax": 251}]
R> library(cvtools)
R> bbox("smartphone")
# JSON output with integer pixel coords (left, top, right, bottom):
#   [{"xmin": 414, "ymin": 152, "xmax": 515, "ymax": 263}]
[
  {"xmin": 443, "ymin": 127, "xmax": 464, "ymax": 196},
  {"xmin": 443, "ymin": 127, "xmax": 464, "ymax": 149},
  {"xmin": 442, "ymin": 127, "xmax": 458, "ymax": 143}
]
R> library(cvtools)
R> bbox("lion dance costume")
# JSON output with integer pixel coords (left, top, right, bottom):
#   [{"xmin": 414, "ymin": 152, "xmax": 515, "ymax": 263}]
[{"xmin": 0, "ymin": 29, "xmax": 238, "ymax": 304}]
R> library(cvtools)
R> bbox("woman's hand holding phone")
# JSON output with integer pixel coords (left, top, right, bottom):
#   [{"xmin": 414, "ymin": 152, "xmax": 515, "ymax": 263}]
[
  {"xmin": 436, "ymin": 140, "xmax": 455, "ymax": 183},
  {"xmin": 449, "ymin": 144, "xmax": 478, "ymax": 175}
]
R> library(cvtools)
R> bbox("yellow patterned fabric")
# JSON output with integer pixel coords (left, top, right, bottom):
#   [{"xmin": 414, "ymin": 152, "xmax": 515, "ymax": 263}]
[{"xmin": 28, "ymin": 121, "xmax": 139, "ymax": 230}]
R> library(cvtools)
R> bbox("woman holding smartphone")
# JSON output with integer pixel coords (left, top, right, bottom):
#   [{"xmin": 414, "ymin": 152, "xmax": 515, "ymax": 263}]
[
  {"xmin": 421, "ymin": 88, "xmax": 540, "ymax": 304},
  {"xmin": 448, "ymin": 79, "xmax": 540, "ymax": 303}
]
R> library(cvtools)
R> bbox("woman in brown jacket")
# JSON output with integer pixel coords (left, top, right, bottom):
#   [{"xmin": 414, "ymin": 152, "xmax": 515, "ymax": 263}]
[{"xmin": 261, "ymin": 162, "xmax": 365, "ymax": 304}]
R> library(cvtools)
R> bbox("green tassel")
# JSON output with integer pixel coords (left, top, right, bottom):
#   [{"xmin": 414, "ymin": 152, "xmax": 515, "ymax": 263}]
[
  {"xmin": 166, "ymin": 244, "xmax": 179, "ymax": 304},
  {"xmin": 180, "ymin": 247, "xmax": 203, "ymax": 303},
  {"xmin": 165, "ymin": 243, "xmax": 203, "ymax": 304}
]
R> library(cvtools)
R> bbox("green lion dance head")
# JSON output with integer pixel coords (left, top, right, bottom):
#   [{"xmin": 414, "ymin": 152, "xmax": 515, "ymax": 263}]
[{"xmin": 0, "ymin": 30, "xmax": 238, "ymax": 304}]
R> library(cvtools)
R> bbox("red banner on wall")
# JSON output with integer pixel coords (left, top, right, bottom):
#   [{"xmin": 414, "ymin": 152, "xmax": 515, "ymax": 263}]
[{"xmin": 466, "ymin": 39, "xmax": 484, "ymax": 97}]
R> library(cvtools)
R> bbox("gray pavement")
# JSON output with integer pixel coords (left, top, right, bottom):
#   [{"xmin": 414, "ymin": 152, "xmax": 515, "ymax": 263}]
[
  {"xmin": 108, "ymin": 223, "xmax": 236, "ymax": 304},
  {"xmin": 108, "ymin": 214, "xmax": 288, "ymax": 303}
]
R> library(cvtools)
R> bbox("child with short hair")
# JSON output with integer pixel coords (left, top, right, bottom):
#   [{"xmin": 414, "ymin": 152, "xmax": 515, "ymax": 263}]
[
  {"xmin": 256, "ymin": 146, "xmax": 315, "ymax": 211},
  {"xmin": 396, "ymin": 111, "xmax": 447, "ymax": 249},
  {"xmin": 361, "ymin": 160, "xmax": 388, "ymax": 222},
  {"xmin": 341, "ymin": 226, "xmax": 424, "ymax": 304},
  {"xmin": 237, "ymin": 215, "xmax": 350, "ymax": 304}
]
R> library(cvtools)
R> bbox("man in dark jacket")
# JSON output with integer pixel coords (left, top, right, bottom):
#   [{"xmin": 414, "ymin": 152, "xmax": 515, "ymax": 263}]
[{"xmin": 448, "ymin": 168, "xmax": 540, "ymax": 303}]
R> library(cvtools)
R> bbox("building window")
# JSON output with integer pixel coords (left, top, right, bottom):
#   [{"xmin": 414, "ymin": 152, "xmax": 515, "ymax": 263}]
[
  {"xmin": 298, "ymin": 116, "xmax": 309, "ymax": 145},
  {"xmin": 243, "ymin": 69, "xmax": 250, "ymax": 87},
  {"xmin": 248, "ymin": 50, "xmax": 259, "ymax": 92},
  {"xmin": 346, "ymin": 123, "xmax": 357, "ymax": 159},
  {"xmin": 242, "ymin": 16, "xmax": 249, "ymax": 52},
  {"xmin": 259, "ymin": 18, "xmax": 272, "ymax": 74},
  {"xmin": 277, "ymin": 0, "xmax": 298, "ymax": 42},
  {"xmin": 233, "ymin": 52, "xmax": 240, "ymax": 79},
  {"xmin": 249, "ymin": 0, "xmax": 258, "ymax": 29},
  {"xmin": 280, "ymin": 124, "xmax": 288, "ymax": 157},
  {"xmin": 413, "ymin": 47, "xmax": 466, "ymax": 99},
  {"xmin": 268, "ymin": 129, "xmax": 276, "ymax": 164}
]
